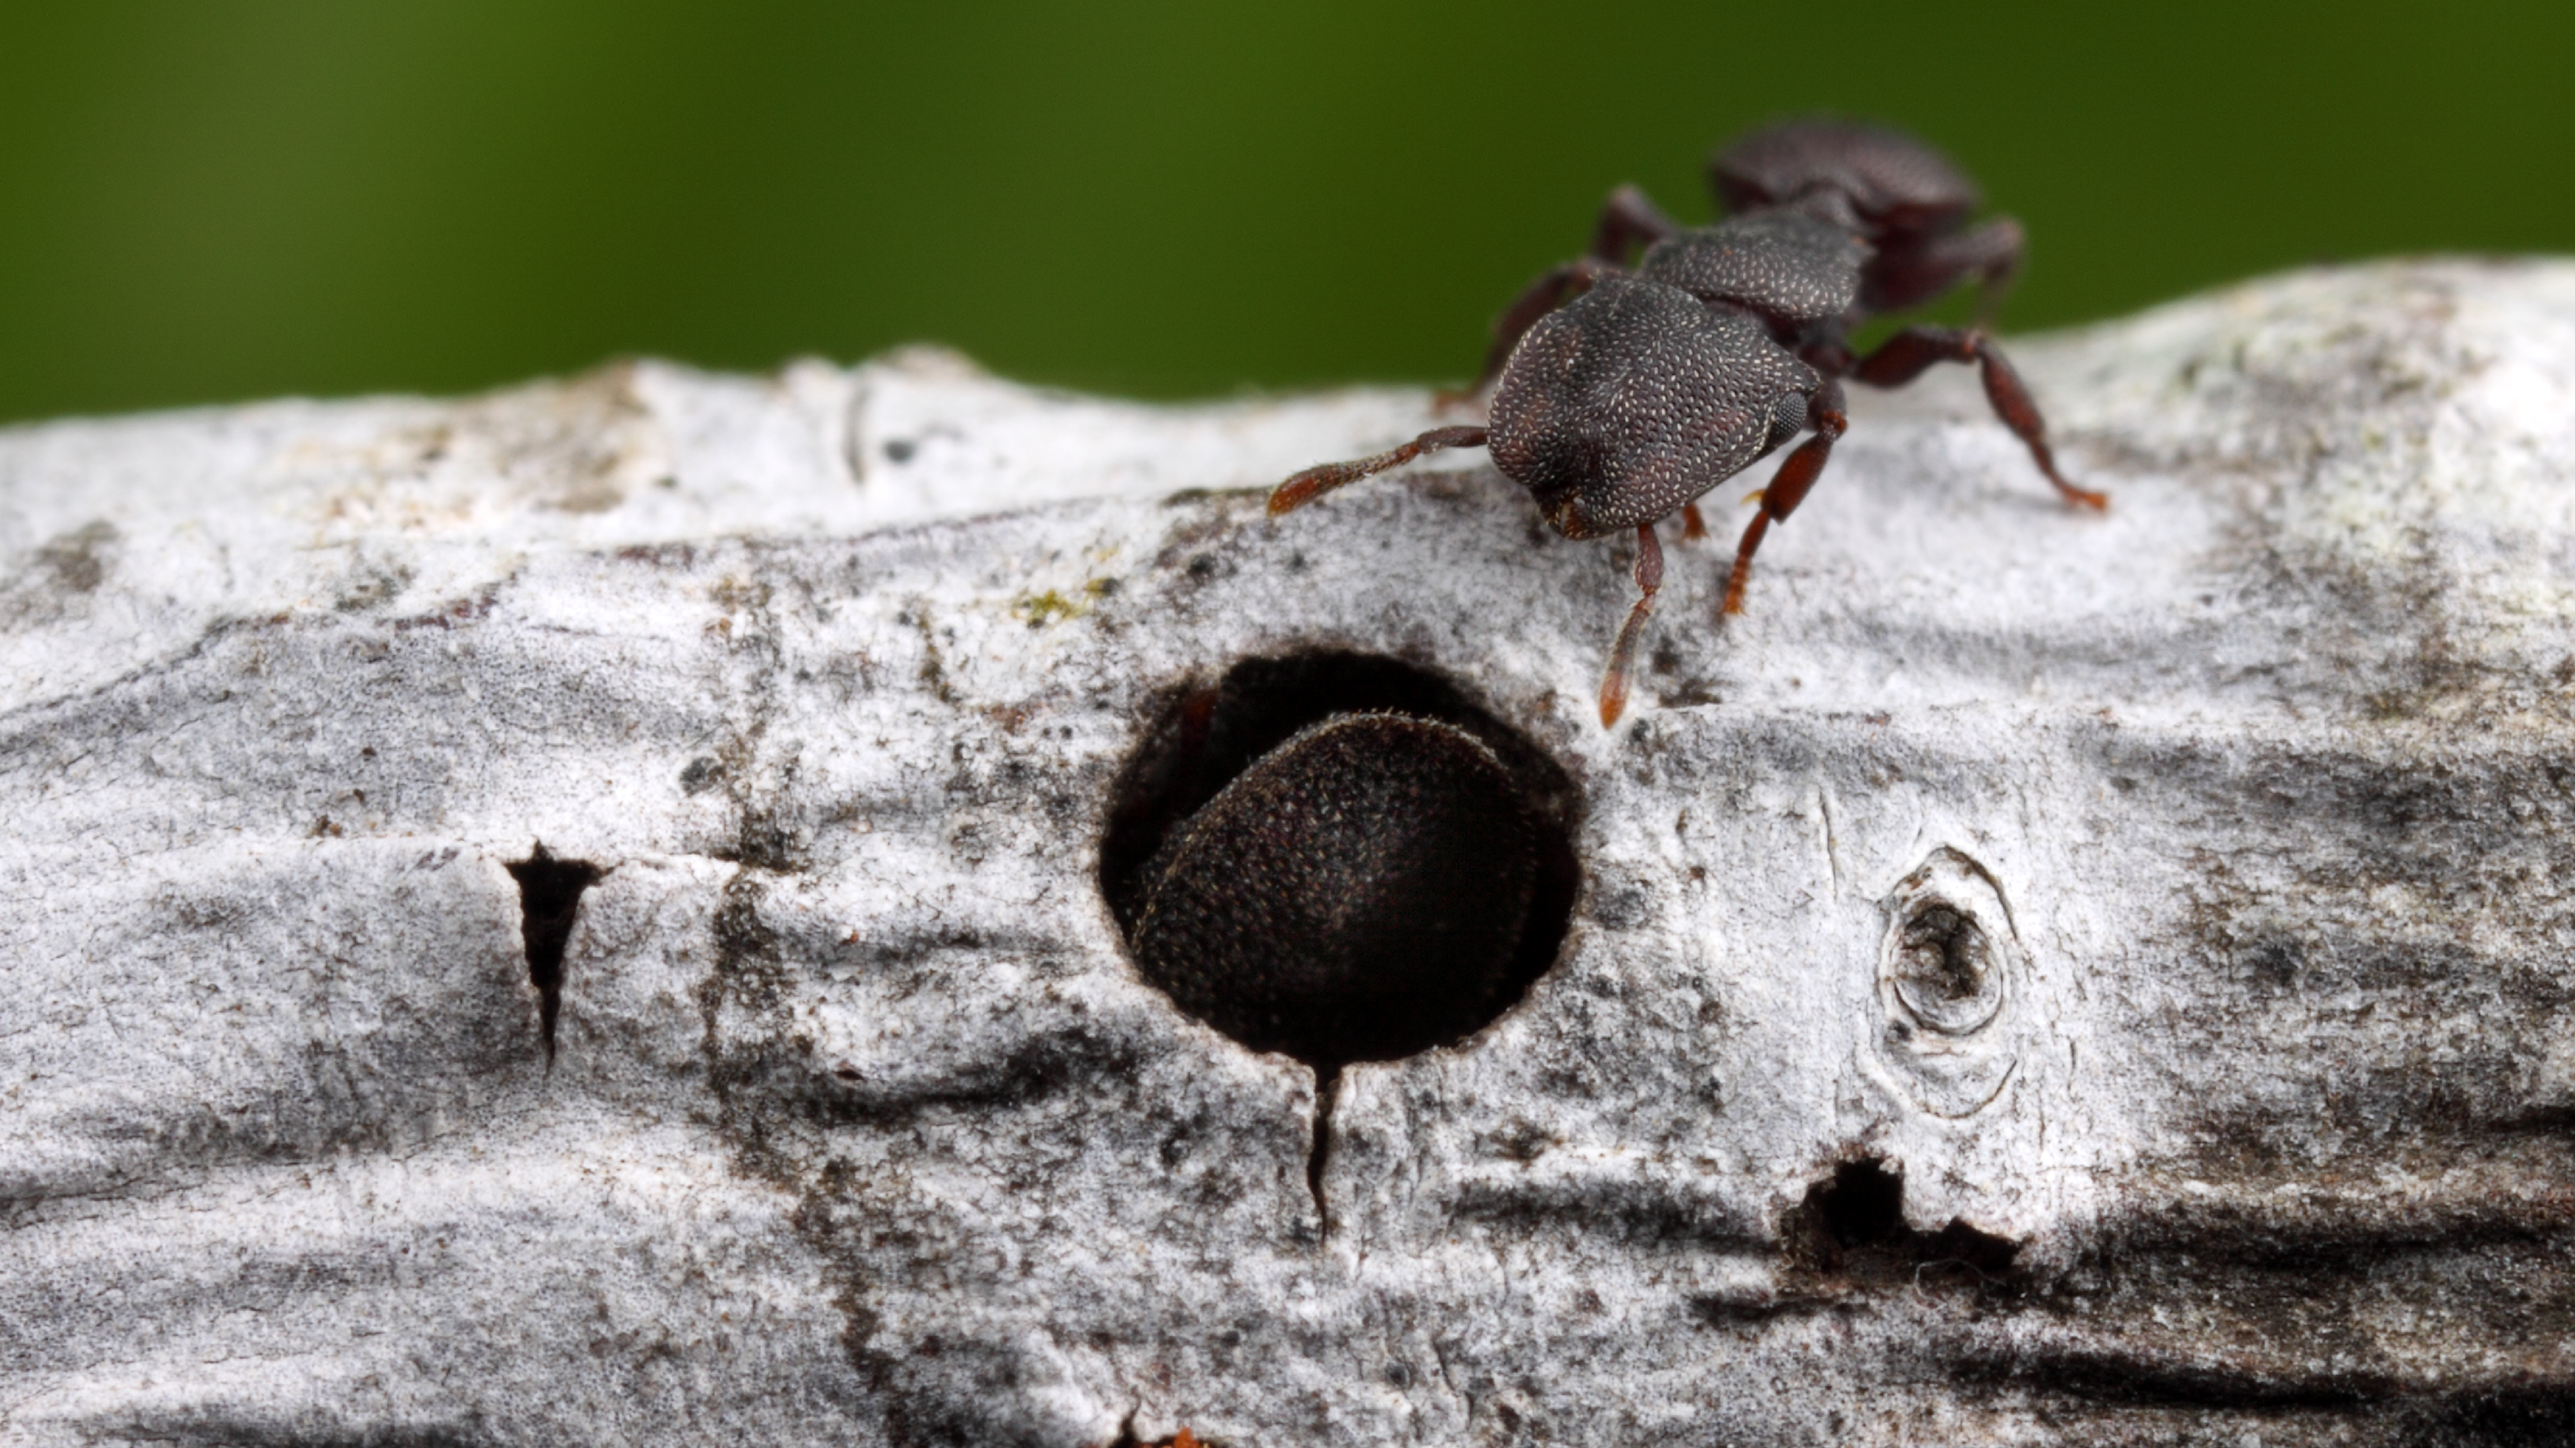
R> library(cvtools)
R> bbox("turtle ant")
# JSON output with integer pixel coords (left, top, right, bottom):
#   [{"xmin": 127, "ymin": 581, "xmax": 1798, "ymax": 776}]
[{"xmin": 1268, "ymin": 119, "xmax": 2107, "ymax": 726}]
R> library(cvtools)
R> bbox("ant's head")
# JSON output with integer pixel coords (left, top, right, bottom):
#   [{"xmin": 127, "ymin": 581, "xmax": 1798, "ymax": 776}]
[
  {"xmin": 1489, "ymin": 277, "xmax": 1819, "ymax": 539},
  {"xmin": 1709, "ymin": 119, "xmax": 1980, "ymax": 247}
]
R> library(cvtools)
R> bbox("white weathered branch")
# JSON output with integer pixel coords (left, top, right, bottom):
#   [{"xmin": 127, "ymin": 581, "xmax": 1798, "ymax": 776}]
[{"xmin": 7, "ymin": 261, "xmax": 2575, "ymax": 1446}]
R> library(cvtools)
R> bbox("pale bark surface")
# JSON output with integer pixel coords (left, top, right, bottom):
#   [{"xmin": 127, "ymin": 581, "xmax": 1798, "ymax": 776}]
[{"xmin": 5, "ymin": 262, "xmax": 2575, "ymax": 1445}]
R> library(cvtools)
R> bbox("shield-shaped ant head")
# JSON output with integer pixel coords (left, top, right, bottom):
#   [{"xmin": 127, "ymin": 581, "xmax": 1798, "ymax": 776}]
[{"xmin": 1487, "ymin": 277, "xmax": 1818, "ymax": 539}]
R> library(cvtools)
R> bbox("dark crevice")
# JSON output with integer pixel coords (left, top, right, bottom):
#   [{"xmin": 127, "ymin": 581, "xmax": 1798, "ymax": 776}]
[
  {"xmin": 1809, "ymin": 1156, "xmax": 1906, "ymax": 1247},
  {"xmin": 1954, "ymin": 1345, "xmax": 2387, "ymax": 1410},
  {"xmin": 1454, "ymin": 1183, "xmax": 1767, "ymax": 1251},
  {"xmin": 108, "ymin": 1417, "xmax": 493, "ymax": 1448},
  {"xmin": 1105, "ymin": 1416, "xmax": 1205, "ymax": 1448},
  {"xmin": 1780, "ymin": 1157, "xmax": 2022, "ymax": 1293},
  {"xmin": 2109, "ymin": 1210, "xmax": 2566, "ymax": 1272},
  {"xmin": 505, "ymin": 842, "xmax": 604, "ymax": 1067},
  {"xmin": 2411, "ymin": 1386, "xmax": 2575, "ymax": 1446},
  {"xmin": 1306, "ymin": 1064, "xmax": 1342, "ymax": 1230},
  {"xmin": 1686, "ymin": 1292, "xmax": 1839, "ymax": 1327},
  {"xmin": 2491, "ymin": 1102, "xmax": 2575, "ymax": 1136},
  {"xmin": 815, "ymin": 1028, "xmax": 1137, "ymax": 1127}
]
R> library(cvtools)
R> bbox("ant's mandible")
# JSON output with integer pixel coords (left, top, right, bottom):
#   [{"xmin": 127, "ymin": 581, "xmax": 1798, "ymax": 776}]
[{"xmin": 1267, "ymin": 119, "xmax": 2108, "ymax": 727}]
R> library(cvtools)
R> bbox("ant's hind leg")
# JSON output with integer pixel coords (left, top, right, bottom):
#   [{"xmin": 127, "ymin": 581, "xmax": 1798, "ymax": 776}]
[
  {"xmin": 1269, "ymin": 426, "xmax": 1490, "ymax": 515},
  {"xmin": 1862, "ymin": 216, "xmax": 2026, "ymax": 318},
  {"xmin": 1852, "ymin": 327, "xmax": 2107, "ymax": 510},
  {"xmin": 1722, "ymin": 382, "xmax": 1848, "ymax": 615},
  {"xmin": 1598, "ymin": 524, "xmax": 1664, "ymax": 728}
]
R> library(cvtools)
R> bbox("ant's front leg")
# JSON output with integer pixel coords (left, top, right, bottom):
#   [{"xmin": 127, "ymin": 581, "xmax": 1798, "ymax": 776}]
[
  {"xmin": 1852, "ymin": 327, "xmax": 2107, "ymax": 510},
  {"xmin": 1598, "ymin": 522, "xmax": 1664, "ymax": 728},
  {"xmin": 1269, "ymin": 426, "xmax": 1491, "ymax": 515},
  {"xmin": 1723, "ymin": 380, "xmax": 1848, "ymax": 615}
]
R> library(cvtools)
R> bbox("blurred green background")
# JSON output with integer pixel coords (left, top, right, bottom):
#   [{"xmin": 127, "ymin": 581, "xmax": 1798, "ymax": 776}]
[{"xmin": 4, "ymin": 1, "xmax": 2570, "ymax": 426}]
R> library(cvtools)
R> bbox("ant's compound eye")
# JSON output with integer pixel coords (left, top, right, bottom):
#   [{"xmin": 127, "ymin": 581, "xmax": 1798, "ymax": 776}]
[
  {"xmin": 1766, "ymin": 389, "xmax": 1812, "ymax": 451},
  {"xmin": 1099, "ymin": 653, "xmax": 1578, "ymax": 1069}
]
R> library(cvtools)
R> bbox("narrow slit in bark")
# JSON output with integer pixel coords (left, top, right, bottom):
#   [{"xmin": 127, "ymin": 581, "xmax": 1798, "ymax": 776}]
[
  {"xmin": 1307, "ymin": 1064, "xmax": 1343, "ymax": 1231},
  {"xmin": 505, "ymin": 842, "xmax": 604, "ymax": 1068}
]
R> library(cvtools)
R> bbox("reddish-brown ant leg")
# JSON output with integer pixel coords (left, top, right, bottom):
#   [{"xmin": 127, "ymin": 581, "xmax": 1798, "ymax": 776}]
[
  {"xmin": 1437, "ymin": 187, "xmax": 1669, "ymax": 409},
  {"xmin": 1862, "ymin": 217, "xmax": 2026, "ymax": 319},
  {"xmin": 1680, "ymin": 502, "xmax": 1707, "ymax": 540},
  {"xmin": 1438, "ymin": 258, "xmax": 1623, "ymax": 406},
  {"xmin": 1723, "ymin": 382, "xmax": 1848, "ymax": 615},
  {"xmin": 1588, "ymin": 184, "xmax": 1681, "ymax": 265},
  {"xmin": 1851, "ymin": 327, "xmax": 2107, "ymax": 510},
  {"xmin": 1434, "ymin": 187, "xmax": 1671, "ymax": 411},
  {"xmin": 1598, "ymin": 522, "xmax": 1664, "ymax": 727},
  {"xmin": 1268, "ymin": 426, "xmax": 1490, "ymax": 515}
]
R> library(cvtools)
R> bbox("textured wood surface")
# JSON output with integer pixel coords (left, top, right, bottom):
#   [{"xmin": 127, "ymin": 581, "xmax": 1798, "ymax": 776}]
[{"xmin": 6, "ymin": 262, "xmax": 2575, "ymax": 1446}]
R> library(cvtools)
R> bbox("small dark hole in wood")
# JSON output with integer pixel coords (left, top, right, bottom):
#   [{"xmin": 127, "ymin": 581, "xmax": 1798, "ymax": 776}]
[
  {"xmin": 1812, "ymin": 1149, "xmax": 1915, "ymax": 1241},
  {"xmin": 1899, "ymin": 904, "xmax": 1984, "ymax": 1004},
  {"xmin": 1786, "ymin": 1157, "xmax": 2021, "ymax": 1288},
  {"xmin": 506, "ymin": 842, "xmax": 604, "ymax": 1067},
  {"xmin": 1808, "ymin": 1158, "xmax": 1909, "ymax": 1249}
]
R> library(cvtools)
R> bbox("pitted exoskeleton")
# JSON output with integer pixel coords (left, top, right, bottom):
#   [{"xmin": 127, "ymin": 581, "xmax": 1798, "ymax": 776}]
[{"xmin": 1269, "ymin": 119, "xmax": 2106, "ymax": 726}]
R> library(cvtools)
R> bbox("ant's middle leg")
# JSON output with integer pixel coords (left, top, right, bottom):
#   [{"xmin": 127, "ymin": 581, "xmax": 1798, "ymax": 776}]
[
  {"xmin": 1598, "ymin": 522, "xmax": 1664, "ymax": 728},
  {"xmin": 1441, "ymin": 186, "xmax": 1672, "ymax": 407},
  {"xmin": 1852, "ymin": 327, "xmax": 2108, "ymax": 510},
  {"xmin": 1722, "ymin": 380, "xmax": 1848, "ymax": 615},
  {"xmin": 1443, "ymin": 258, "xmax": 1623, "ymax": 405},
  {"xmin": 1589, "ymin": 184, "xmax": 1681, "ymax": 265}
]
